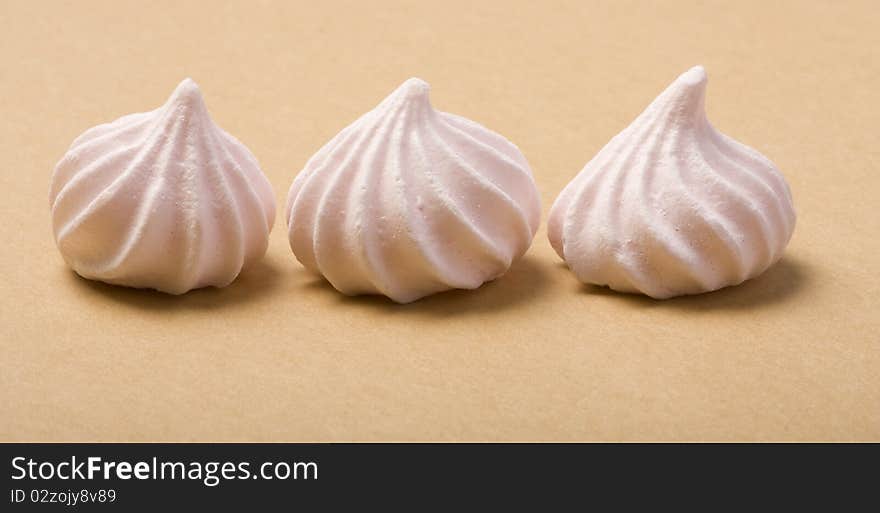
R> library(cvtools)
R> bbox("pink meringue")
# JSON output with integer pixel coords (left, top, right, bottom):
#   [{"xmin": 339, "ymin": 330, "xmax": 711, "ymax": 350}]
[
  {"xmin": 286, "ymin": 78, "xmax": 541, "ymax": 303},
  {"xmin": 50, "ymin": 79, "xmax": 276, "ymax": 294},
  {"xmin": 549, "ymin": 66, "xmax": 796, "ymax": 298}
]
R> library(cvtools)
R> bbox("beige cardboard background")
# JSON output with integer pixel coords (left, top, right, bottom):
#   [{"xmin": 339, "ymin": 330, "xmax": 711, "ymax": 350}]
[{"xmin": 1, "ymin": 0, "xmax": 877, "ymax": 441}]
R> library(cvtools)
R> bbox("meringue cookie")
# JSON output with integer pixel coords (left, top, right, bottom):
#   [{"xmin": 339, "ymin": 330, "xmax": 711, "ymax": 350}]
[
  {"xmin": 286, "ymin": 78, "xmax": 541, "ymax": 303},
  {"xmin": 50, "ymin": 79, "xmax": 276, "ymax": 294},
  {"xmin": 548, "ymin": 66, "xmax": 796, "ymax": 298}
]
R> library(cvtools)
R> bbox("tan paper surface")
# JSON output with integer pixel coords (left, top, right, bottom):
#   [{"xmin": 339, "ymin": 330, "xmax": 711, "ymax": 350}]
[{"xmin": 2, "ymin": 0, "xmax": 878, "ymax": 441}]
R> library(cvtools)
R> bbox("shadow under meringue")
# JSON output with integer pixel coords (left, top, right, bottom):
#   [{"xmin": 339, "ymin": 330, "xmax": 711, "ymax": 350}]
[
  {"xmin": 580, "ymin": 256, "xmax": 811, "ymax": 310},
  {"xmin": 305, "ymin": 255, "xmax": 551, "ymax": 316},
  {"xmin": 66, "ymin": 258, "xmax": 283, "ymax": 310}
]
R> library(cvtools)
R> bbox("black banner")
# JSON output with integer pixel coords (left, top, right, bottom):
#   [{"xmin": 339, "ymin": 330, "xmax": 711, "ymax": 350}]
[{"xmin": 1, "ymin": 443, "xmax": 875, "ymax": 509}]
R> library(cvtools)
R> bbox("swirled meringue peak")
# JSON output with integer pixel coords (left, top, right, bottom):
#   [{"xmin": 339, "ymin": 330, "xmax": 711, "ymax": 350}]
[
  {"xmin": 548, "ymin": 66, "xmax": 796, "ymax": 298},
  {"xmin": 286, "ymin": 78, "xmax": 541, "ymax": 303},
  {"xmin": 50, "ymin": 79, "xmax": 276, "ymax": 294}
]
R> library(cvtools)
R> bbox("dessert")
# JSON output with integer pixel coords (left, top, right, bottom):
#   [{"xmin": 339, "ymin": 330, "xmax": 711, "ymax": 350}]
[
  {"xmin": 286, "ymin": 78, "xmax": 541, "ymax": 303},
  {"xmin": 548, "ymin": 66, "xmax": 796, "ymax": 298},
  {"xmin": 50, "ymin": 79, "xmax": 276, "ymax": 294}
]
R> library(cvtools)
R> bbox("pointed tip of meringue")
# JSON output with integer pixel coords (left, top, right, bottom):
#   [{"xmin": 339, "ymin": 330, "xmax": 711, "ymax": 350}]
[
  {"xmin": 167, "ymin": 77, "xmax": 207, "ymax": 112},
  {"xmin": 657, "ymin": 65, "xmax": 708, "ymax": 118},
  {"xmin": 396, "ymin": 77, "xmax": 431, "ymax": 101},
  {"xmin": 679, "ymin": 65, "xmax": 708, "ymax": 86}
]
